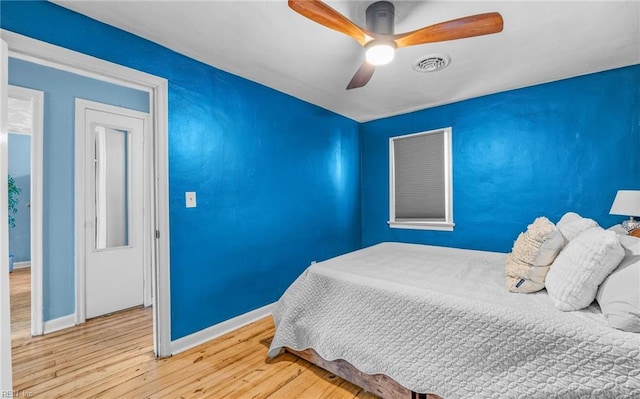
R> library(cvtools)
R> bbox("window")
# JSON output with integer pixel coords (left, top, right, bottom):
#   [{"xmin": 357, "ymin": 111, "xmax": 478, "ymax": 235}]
[
  {"xmin": 8, "ymin": 91, "xmax": 36, "ymax": 135},
  {"xmin": 389, "ymin": 127, "xmax": 453, "ymax": 231}
]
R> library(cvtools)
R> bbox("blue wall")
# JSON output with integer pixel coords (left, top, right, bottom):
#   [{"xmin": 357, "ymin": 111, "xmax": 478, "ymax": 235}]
[
  {"xmin": 1, "ymin": 1, "xmax": 362, "ymax": 338},
  {"xmin": 168, "ymin": 80, "xmax": 360, "ymax": 338},
  {"xmin": 8, "ymin": 133, "xmax": 30, "ymax": 262},
  {"xmin": 8, "ymin": 58, "xmax": 149, "ymax": 321},
  {"xmin": 360, "ymin": 65, "xmax": 640, "ymax": 252}
]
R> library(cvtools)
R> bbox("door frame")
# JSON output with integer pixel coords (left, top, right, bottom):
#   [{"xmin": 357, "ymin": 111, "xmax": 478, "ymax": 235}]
[
  {"xmin": 0, "ymin": 30, "xmax": 172, "ymax": 358},
  {"xmin": 75, "ymin": 99, "xmax": 151, "ymax": 324},
  {"xmin": 1, "ymin": 38, "xmax": 13, "ymax": 392},
  {"xmin": 7, "ymin": 85, "xmax": 44, "ymax": 336}
]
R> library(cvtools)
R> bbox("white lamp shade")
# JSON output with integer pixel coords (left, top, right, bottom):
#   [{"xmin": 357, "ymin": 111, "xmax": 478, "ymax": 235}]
[{"xmin": 610, "ymin": 190, "xmax": 640, "ymax": 217}]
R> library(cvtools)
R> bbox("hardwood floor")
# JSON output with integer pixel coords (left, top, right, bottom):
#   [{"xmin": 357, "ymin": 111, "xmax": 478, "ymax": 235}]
[{"xmin": 10, "ymin": 268, "xmax": 378, "ymax": 398}]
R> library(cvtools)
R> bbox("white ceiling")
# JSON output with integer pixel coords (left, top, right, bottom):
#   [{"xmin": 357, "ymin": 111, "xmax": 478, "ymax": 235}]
[{"xmin": 53, "ymin": 0, "xmax": 640, "ymax": 122}]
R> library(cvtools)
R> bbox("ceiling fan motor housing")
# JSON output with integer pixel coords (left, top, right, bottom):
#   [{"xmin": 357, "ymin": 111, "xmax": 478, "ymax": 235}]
[{"xmin": 366, "ymin": 1, "xmax": 395, "ymax": 34}]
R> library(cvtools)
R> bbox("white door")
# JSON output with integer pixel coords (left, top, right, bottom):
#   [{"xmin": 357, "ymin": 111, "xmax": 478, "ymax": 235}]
[{"xmin": 78, "ymin": 100, "xmax": 148, "ymax": 319}]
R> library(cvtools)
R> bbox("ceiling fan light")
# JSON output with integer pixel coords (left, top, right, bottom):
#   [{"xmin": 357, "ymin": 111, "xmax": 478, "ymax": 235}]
[{"xmin": 365, "ymin": 42, "xmax": 395, "ymax": 65}]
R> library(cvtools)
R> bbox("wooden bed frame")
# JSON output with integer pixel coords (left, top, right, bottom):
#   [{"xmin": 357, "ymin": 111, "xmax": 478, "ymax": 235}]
[{"xmin": 284, "ymin": 347, "xmax": 443, "ymax": 399}]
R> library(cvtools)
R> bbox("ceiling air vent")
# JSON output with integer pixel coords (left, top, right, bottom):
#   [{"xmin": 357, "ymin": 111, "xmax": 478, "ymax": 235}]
[{"xmin": 414, "ymin": 54, "xmax": 451, "ymax": 73}]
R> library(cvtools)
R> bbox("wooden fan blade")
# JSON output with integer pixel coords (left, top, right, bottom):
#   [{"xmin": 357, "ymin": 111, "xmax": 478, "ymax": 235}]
[
  {"xmin": 289, "ymin": 0, "xmax": 368, "ymax": 46},
  {"xmin": 346, "ymin": 62, "xmax": 376, "ymax": 90},
  {"xmin": 393, "ymin": 12, "xmax": 504, "ymax": 48}
]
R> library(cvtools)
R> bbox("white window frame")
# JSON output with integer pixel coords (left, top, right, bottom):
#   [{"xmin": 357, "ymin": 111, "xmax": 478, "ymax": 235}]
[{"xmin": 388, "ymin": 127, "xmax": 454, "ymax": 231}]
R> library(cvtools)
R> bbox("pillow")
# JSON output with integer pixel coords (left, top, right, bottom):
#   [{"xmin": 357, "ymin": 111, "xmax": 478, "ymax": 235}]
[
  {"xmin": 556, "ymin": 212, "xmax": 582, "ymax": 229},
  {"xmin": 546, "ymin": 227, "xmax": 624, "ymax": 311},
  {"xmin": 506, "ymin": 217, "xmax": 564, "ymax": 293},
  {"xmin": 506, "ymin": 257, "xmax": 551, "ymax": 293},
  {"xmin": 556, "ymin": 212, "xmax": 598, "ymax": 243},
  {"xmin": 596, "ymin": 235, "xmax": 640, "ymax": 332},
  {"xmin": 607, "ymin": 224, "xmax": 629, "ymax": 236}
]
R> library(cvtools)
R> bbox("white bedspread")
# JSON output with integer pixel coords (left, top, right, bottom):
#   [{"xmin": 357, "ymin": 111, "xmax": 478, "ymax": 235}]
[{"xmin": 268, "ymin": 242, "xmax": 640, "ymax": 399}]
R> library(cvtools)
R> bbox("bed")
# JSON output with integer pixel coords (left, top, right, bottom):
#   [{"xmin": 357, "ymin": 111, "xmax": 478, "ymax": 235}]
[{"xmin": 268, "ymin": 242, "xmax": 640, "ymax": 399}]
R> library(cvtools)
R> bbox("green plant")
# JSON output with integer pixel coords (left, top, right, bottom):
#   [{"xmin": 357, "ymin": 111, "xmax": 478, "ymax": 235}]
[{"xmin": 8, "ymin": 175, "xmax": 21, "ymax": 229}]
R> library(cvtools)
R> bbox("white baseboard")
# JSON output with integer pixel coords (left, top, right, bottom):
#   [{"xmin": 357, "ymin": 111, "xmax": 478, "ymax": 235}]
[
  {"xmin": 43, "ymin": 314, "xmax": 76, "ymax": 334},
  {"xmin": 13, "ymin": 261, "xmax": 30, "ymax": 270},
  {"xmin": 170, "ymin": 302, "xmax": 276, "ymax": 356}
]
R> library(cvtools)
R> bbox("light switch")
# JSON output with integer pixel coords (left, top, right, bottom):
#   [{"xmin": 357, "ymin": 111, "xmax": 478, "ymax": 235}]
[{"xmin": 185, "ymin": 192, "xmax": 197, "ymax": 208}]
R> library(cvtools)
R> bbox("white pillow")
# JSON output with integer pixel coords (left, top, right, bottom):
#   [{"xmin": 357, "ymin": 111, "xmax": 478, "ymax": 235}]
[
  {"xmin": 556, "ymin": 212, "xmax": 598, "ymax": 243},
  {"xmin": 596, "ymin": 235, "xmax": 640, "ymax": 332},
  {"xmin": 506, "ymin": 217, "xmax": 564, "ymax": 293},
  {"xmin": 546, "ymin": 227, "xmax": 624, "ymax": 311},
  {"xmin": 607, "ymin": 224, "xmax": 629, "ymax": 235},
  {"xmin": 556, "ymin": 212, "xmax": 582, "ymax": 229}
]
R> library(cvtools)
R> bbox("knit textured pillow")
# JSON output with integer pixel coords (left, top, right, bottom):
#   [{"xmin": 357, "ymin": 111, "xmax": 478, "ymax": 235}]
[
  {"xmin": 546, "ymin": 227, "xmax": 625, "ymax": 311},
  {"xmin": 506, "ymin": 217, "xmax": 565, "ymax": 293}
]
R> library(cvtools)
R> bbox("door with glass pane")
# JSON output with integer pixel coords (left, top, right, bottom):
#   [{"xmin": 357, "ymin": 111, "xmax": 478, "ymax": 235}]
[{"xmin": 79, "ymin": 101, "xmax": 147, "ymax": 319}]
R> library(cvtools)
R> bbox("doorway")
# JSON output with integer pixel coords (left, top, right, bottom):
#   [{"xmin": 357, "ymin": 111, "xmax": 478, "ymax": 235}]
[
  {"xmin": 7, "ymin": 85, "xmax": 43, "ymax": 336},
  {"xmin": 1, "ymin": 29, "xmax": 171, "ymax": 394},
  {"xmin": 8, "ymin": 56, "xmax": 152, "ymax": 335}
]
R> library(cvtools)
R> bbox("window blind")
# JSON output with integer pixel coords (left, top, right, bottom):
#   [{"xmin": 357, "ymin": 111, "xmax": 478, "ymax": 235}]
[{"xmin": 393, "ymin": 131, "xmax": 445, "ymax": 220}]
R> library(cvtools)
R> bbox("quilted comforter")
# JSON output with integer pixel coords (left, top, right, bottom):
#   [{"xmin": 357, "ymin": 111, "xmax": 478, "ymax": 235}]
[{"xmin": 268, "ymin": 242, "xmax": 640, "ymax": 399}]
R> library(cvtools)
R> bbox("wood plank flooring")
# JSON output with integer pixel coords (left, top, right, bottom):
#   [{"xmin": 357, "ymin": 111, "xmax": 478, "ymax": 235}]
[{"xmin": 10, "ymin": 268, "xmax": 378, "ymax": 398}]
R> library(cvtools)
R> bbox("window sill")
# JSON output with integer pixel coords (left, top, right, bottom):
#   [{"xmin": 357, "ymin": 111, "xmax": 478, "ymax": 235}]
[{"xmin": 387, "ymin": 221, "xmax": 455, "ymax": 231}]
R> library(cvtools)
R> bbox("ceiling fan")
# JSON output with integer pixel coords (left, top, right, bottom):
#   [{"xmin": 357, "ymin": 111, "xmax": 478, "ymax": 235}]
[{"xmin": 288, "ymin": 0, "xmax": 504, "ymax": 90}]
